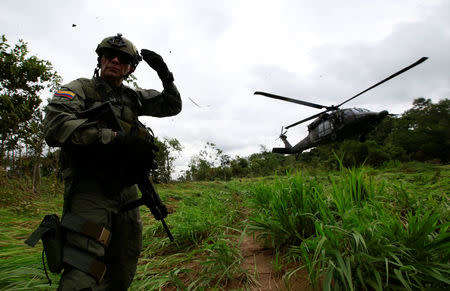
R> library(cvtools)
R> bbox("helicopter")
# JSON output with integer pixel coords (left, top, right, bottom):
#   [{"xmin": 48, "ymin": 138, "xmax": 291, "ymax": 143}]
[{"xmin": 255, "ymin": 57, "xmax": 428, "ymax": 155}]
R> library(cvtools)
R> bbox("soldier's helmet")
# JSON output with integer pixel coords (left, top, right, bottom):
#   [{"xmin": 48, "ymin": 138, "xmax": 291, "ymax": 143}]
[{"xmin": 96, "ymin": 33, "xmax": 142, "ymax": 68}]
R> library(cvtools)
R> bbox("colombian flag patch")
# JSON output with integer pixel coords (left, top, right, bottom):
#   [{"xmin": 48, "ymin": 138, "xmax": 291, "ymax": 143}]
[{"xmin": 54, "ymin": 90, "xmax": 75, "ymax": 100}]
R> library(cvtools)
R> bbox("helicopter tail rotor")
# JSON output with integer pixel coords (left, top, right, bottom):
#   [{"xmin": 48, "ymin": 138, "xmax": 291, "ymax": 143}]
[
  {"xmin": 276, "ymin": 127, "xmax": 293, "ymax": 150},
  {"xmin": 275, "ymin": 126, "xmax": 288, "ymax": 141}
]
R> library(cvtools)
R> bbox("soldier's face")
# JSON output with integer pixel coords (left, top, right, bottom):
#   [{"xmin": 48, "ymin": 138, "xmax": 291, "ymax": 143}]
[{"xmin": 100, "ymin": 52, "xmax": 134, "ymax": 87}]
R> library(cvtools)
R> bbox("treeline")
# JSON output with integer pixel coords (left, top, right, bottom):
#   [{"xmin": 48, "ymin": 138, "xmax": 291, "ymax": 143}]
[{"xmin": 181, "ymin": 97, "xmax": 449, "ymax": 181}]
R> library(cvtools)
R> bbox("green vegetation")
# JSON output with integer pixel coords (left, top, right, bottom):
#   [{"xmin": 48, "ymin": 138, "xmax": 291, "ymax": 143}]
[{"xmin": 1, "ymin": 162, "xmax": 448, "ymax": 290}]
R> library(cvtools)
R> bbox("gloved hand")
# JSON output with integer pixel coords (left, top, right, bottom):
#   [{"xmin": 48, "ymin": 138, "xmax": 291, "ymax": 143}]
[
  {"xmin": 115, "ymin": 127, "xmax": 159, "ymax": 177},
  {"xmin": 140, "ymin": 49, "xmax": 174, "ymax": 83},
  {"xmin": 114, "ymin": 125, "xmax": 153, "ymax": 145}
]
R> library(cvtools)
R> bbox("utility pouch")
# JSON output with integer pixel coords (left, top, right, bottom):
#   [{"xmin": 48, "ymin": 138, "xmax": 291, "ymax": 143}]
[{"xmin": 25, "ymin": 214, "xmax": 63, "ymax": 274}]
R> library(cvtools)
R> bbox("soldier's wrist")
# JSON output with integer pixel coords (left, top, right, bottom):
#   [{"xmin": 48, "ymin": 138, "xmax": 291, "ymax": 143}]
[{"xmin": 159, "ymin": 71, "xmax": 174, "ymax": 85}]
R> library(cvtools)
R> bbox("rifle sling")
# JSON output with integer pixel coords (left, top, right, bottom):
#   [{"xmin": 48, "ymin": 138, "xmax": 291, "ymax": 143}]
[{"xmin": 120, "ymin": 198, "xmax": 145, "ymax": 212}]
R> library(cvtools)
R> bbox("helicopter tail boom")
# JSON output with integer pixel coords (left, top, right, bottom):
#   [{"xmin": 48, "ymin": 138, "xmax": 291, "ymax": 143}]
[
  {"xmin": 272, "ymin": 147, "xmax": 294, "ymax": 154},
  {"xmin": 272, "ymin": 131, "xmax": 299, "ymax": 154}
]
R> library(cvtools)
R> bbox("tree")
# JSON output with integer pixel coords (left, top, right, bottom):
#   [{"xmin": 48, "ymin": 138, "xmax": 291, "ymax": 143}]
[
  {"xmin": 248, "ymin": 145, "xmax": 286, "ymax": 176},
  {"xmin": 0, "ymin": 35, "xmax": 61, "ymax": 195},
  {"xmin": 0, "ymin": 35, "xmax": 61, "ymax": 169},
  {"xmin": 184, "ymin": 142, "xmax": 217, "ymax": 181},
  {"xmin": 182, "ymin": 142, "xmax": 232, "ymax": 181},
  {"xmin": 152, "ymin": 137, "xmax": 182, "ymax": 183},
  {"xmin": 388, "ymin": 98, "xmax": 449, "ymax": 162}
]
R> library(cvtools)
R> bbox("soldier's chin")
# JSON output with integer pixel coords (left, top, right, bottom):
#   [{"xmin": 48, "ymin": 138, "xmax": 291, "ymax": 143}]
[
  {"xmin": 102, "ymin": 70, "xmax": 123, "ymax": 79},
  {"xmin": 101, "ymin": 71, "xmax": 124, "ymax": 85}
]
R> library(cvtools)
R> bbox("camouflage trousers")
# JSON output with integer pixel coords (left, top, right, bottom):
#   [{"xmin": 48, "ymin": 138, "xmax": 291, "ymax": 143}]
[{"xmin": 58, "ymin": 173, "xmax": 143, "ymax": 291}]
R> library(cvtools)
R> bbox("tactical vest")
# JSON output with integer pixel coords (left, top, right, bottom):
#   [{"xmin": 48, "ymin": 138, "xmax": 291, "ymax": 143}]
[{"xmin": 59, "ymin": 78, "xmax": 149, "ymax": 179}]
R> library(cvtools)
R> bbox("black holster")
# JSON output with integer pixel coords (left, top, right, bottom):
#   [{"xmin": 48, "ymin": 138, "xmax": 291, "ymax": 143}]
[{"xmin": 25, "ymin": 214, "xmax": 64, "ymax": 273}]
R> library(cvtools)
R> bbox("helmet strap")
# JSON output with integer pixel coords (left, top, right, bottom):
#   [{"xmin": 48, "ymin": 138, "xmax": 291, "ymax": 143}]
[
  {"xmin": 93, "ymin": 66, "xmax": 100, "ymax": 78},
  {"xmin": 93, "ymin": 56, "xmax": 101, "ymax": 78}
]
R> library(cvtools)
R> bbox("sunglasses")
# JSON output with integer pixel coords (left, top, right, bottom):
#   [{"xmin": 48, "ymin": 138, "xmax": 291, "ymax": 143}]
[{"xmin": 102, "ymin": 49, "xmax": 133, "ymax": 65}]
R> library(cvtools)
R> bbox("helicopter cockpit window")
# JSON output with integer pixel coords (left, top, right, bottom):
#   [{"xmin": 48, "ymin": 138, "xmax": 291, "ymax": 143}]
[
  {"xmin": 357, "ymin": 108, "xmax": 370, "ymax": 113},
  {"xmin": 318, "ymin": 120, "xmax": 333, "ymax": 137},
  {"xmin": 350, "ymin": 108, "xmax": 370, "ymax": 114},
  {"xmin": 344, "ymin": 109, "xmax": 355, "ymax": 117}
]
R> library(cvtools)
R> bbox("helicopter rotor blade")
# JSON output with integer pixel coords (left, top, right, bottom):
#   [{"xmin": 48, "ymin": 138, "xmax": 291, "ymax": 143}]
[
  {"xmin": 285, "ymin": 110, "xmax": 329, "ymax": 129},
  {"xmin": 254, "ymin": 91, "xmax": 330, "ymax": 110},
  {"xmin": 337, "ymin": 57, "xmax": 428, "ymax": 108}
]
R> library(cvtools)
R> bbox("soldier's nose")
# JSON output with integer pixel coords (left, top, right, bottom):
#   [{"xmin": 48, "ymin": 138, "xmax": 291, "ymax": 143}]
[{"xmin": 110, "ymin": 56, "xmax": 120, "ymax": 64}]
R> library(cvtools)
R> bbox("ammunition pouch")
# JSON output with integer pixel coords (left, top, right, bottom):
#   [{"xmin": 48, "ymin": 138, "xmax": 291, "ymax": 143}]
[
  {"xmin": 63, "ymin": 246, "xmax": 106, "ymax": 283},
  {"xmin": 61, "ymin": 213, "xmax": 111, "ymax": 247},
  {"xmin": 61, "ymin": 213, "xmax": 110, "ymax": 283}
]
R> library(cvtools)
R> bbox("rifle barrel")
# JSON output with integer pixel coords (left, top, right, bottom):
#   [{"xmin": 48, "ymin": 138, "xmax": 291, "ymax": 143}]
[{"xmin": 161, "ymin": 219, "xmax": 174, "ymax": 242}]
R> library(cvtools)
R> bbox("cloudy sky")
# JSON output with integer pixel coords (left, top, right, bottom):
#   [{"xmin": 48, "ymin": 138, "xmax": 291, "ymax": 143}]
[{"xmin": 2, "ymin": 0, "xmax": 449, "ymax": 175}]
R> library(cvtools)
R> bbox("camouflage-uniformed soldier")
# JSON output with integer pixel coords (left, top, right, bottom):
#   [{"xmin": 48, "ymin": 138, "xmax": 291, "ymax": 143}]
[{"xmin": 43, "ymin": 34, "xmax": 181, "ymax": 290}]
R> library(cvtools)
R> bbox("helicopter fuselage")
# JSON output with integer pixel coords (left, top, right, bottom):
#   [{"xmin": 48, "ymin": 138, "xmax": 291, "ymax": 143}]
[{"xmin": 273, "ymin": 108, "xmax": 388, "ymax": 154}]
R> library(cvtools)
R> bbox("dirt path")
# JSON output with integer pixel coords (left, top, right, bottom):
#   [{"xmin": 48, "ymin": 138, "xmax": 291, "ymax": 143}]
[{"xmin": 238, "ymin": 234, "xmax": 312, "ymax": 291}]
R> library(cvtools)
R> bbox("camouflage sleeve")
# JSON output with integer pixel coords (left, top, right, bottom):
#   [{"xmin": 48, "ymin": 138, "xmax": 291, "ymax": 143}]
[
  {"xmin": 136, "ymin": 82, "xmax": 182, "ymax": 117},
  {"xmin": 43, "ymin": 85, "xmax": 115, "ymax": 147}
]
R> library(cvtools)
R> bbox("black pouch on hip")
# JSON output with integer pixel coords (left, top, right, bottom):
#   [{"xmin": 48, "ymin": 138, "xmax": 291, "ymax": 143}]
[{"xmin": 25, "ymin": 214, "xmax": 64, "ymax": 274}]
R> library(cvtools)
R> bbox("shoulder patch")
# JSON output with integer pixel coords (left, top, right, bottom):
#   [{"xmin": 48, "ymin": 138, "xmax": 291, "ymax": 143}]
[{"xmin": 54, "ymin": 90, "xmax": 76, "ymax": 100}]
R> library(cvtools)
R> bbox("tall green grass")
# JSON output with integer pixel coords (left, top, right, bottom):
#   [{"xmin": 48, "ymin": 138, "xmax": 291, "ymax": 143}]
[
  {"xmin": 1, "ymin": 180, "xmax": 252, "ymax": 290},
  {"xmin": 0, "ymin": 173, "xmax": 64, "ymax": 290},
  {"xmin": 130, "ymin": 181, "xmax": 253, "ymax": 290},
  {"xmin": 247, "ymin": 165, "xmax": 450, "ymax": 290},
  {"xmin": 248, "ymin": 173, "xmax": 332, "ymax": 248}
]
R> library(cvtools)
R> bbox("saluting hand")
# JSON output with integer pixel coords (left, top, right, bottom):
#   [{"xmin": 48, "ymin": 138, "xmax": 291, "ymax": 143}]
[{"xmin": 140, "ymin": 49, "xmax": 174, "ymax": 83}]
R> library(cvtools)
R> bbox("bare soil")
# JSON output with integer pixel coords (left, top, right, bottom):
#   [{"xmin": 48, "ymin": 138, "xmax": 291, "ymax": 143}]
[{"xmin": 237, "ymin": 234, "xmax": 313, "ymax": 291}]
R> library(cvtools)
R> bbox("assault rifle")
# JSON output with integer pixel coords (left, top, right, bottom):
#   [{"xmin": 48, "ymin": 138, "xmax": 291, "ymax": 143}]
[{"xmin": 77, "ymin": 101, "xmax": 174, "ymax": 241}]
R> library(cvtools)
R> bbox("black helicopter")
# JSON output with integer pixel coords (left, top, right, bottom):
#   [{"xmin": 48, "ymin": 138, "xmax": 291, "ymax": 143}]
[{"xmin": 255, "ymin": 57, "xmax": 428, "ymax": 155}]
